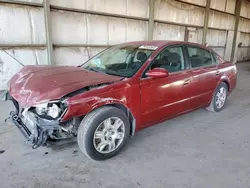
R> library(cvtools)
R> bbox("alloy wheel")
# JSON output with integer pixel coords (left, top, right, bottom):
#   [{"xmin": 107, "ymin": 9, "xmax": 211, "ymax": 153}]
[
  {"xmin": 93, "ymin": 117, "xmax": 125, "ymax": 154},
  {"xmin": 215, "ymin": 87, "xmax": 227, "ymax": 109}
]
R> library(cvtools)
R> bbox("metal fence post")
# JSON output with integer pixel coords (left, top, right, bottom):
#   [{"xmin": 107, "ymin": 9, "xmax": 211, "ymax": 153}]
[
  {"xmin": 43, "ymin": 0, "xmax": 54, "ymax": 65},
  {"xmin": 148, "ymin": 0, "xmax": 155, "ymax": 40},
  {"xmin": 231, "ymin": 0, "xmax": 242, "ymax": 62},
  {"xmin": 202, "ymin": 0, "xmax": 211, "ymax": 45}
]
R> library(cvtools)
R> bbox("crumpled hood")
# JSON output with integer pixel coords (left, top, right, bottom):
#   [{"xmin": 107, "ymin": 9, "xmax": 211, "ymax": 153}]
[{"xmin": 9, "ymin": 65, "xmax": 122, "ymax": 107}]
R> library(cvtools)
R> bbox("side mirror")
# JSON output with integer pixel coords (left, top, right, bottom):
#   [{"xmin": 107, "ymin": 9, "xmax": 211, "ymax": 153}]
[{"xmin": 146, "ymin": 68, "xmax": 169, "ymax": 78}]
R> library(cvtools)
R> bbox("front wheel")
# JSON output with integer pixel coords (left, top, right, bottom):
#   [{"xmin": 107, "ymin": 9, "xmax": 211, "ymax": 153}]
[
  {"xmin": 77, "ymin": 106, "xmax": 130, "ymax": 160},
  {"xmin": 206, "ymin": 82, "xmax": 228, "ymax": 112}
]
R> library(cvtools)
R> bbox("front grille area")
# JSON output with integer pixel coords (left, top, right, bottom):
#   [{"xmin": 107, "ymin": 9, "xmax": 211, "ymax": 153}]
[
  {"xmin": 9, "ymin": 95, "xmax": 34, "ymax": 135},
  {"xmin": 21, "ymin": 111, "xmax": 36, "ymax": 133}
]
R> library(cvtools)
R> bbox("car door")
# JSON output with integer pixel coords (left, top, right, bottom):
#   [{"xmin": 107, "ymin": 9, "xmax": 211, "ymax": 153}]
[
  {"xmin": 186, "ymin": 46, "xmax": 220, "ymax": 109},
  {"xmin": 202, "ymin": 52, "xmax": 220, "ymax": 95},
  {"xmin": 140, "ymin": 45, "xmax": 193, "ymax": 126}
]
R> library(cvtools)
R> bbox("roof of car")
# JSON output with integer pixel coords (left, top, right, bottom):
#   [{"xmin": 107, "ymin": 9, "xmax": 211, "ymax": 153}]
[{"xmin": 125, "ymin": 40, "xmax": 206, "ymax": 49}]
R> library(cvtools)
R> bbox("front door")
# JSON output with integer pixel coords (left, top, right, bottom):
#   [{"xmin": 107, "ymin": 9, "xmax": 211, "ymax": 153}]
[{"xmin": 140, "ymin": 46, "xmax": 193, "ymax": 126}]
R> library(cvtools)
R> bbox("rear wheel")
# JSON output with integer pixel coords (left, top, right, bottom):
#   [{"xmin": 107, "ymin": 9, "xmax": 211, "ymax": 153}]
[
  {"xmin": 206, "ymin": 82, "xmax": 228, "ymax": 112},
  {"xmin": 77, "ymin": 106, "xmax": 130, "ymax": 160}
]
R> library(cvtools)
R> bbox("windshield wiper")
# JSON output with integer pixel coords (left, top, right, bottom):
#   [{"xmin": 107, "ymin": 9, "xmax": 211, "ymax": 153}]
[
  {"xmin": 88, "ymin": 67, "xmax": 99, "ymax": 72},
  {"xmin": 85, "ymin": 66, "xmax": 129, "ymax": 77},
  {"xmin": 104, "ymin": 70, "xmax": 129, "ymax": 77},
  {"xmin": 85, "ymin": 67, "xmax": 104, "ymax": 73}
]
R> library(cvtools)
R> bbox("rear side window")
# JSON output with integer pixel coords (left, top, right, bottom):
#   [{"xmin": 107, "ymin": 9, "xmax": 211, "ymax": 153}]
[{"xmin": 187, "ymin": 46, "xmax": 215, "ymax": 68}]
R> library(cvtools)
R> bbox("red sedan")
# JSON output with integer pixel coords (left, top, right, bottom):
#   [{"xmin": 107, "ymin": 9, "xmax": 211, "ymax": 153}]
[{"xmin": 4, "ymin": 41, "xmax": 237, "ymax": 160}]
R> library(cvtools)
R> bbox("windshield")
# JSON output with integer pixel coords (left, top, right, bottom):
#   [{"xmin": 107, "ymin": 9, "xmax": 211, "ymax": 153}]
[{"xmin": 81, "ymin": 44, "xmax": 156, "ymax": 77}]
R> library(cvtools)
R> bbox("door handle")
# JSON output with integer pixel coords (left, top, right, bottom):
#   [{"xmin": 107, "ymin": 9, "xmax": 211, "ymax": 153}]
[
  {"xmin": 183, "ymin": 79, "xmax": 191, "ymax": 85},
  {"xmin": 215, "ymin": 71, "xmax": 220, "ymax": 76}
]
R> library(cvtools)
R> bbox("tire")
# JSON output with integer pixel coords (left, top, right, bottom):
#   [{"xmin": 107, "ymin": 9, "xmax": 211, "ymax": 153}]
[
  {"xmin": 206, "ymin": 82, "xmax": 228, "ymax": 112},
  {"xmin": 77, "ymin": 106, "xmax": 130, "ymax": 161}
]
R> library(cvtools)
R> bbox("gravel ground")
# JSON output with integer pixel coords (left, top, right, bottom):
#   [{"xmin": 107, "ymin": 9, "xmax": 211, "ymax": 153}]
[{"xmin": 0, "ymin": 62, "xmax": 250, "ymax": 188}]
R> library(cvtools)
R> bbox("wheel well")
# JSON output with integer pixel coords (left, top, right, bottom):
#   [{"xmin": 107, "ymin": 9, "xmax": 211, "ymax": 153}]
[
  {"xmin": 222, "ymin": 80, "xmax": 230, "ymax": 91},
  {"xmin": 107, "ymin": 103, "xmax": 136, "ymax": 136}
]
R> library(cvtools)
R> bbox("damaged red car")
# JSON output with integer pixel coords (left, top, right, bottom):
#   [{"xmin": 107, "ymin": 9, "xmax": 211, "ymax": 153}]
[{"xmin": 3, "ymin": 41, "xmax": 237, "ymax": 160}]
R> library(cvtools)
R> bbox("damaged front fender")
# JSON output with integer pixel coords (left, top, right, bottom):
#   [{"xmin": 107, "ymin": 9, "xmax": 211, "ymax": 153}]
[{"xmin": 62, "ymin": 96, "xmax": 127, "ymax": 121}]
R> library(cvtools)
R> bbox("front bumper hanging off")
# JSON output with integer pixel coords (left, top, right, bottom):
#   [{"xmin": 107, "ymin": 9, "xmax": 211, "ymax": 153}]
[
  {"xmin": 4, "ymin": 91, "xmax": 76, "ymax": 149},
  {"xmin": 9, "ymin": 111, "xmax": 59, "ymax": 149},
  {"xmin": 3, "ymin": 91, "xmax": 60, "ymax": 149}
]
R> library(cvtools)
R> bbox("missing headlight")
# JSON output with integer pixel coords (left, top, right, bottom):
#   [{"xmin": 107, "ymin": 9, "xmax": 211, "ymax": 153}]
[
  {"xmin": 34, "ymin": 103, "xmax": 63, "ymax": 119},
  {"xmin": 35, "ymin": 103, "xmax": 48, "ymax": 115},
  {"xmin": 47, "ymin": 104, "xmax": 61, "ymax": 119}
]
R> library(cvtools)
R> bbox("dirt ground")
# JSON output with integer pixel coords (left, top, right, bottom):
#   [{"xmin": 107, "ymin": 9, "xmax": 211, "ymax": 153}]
[{"xmin": 0, "ymin": 62, "xmax": 250, "ymax": 188}]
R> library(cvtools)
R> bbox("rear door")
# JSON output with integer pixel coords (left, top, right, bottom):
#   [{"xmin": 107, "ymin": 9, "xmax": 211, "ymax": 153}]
[
  {"xmin": 186, "ymin": 46, "xmax": 220, "ymax": 109},
  {"xmin": 203, "ymin": 52, "xmax": 220, "ymax": 92}
]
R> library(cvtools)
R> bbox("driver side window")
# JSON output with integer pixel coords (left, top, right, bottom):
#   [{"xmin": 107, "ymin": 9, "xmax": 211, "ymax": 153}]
[{"xmin": 150, "ymin": 46, "xmax": 185, "ymax": 73}]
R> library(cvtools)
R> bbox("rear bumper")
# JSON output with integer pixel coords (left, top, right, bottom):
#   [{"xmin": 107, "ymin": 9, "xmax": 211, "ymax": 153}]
[
  {"xmin": 229, "ymin": 74, "xmax": 237, "ymax": 94},
  {"xmin": 229, "ymin": 65, "xmax": 237, "ymax": 93}
]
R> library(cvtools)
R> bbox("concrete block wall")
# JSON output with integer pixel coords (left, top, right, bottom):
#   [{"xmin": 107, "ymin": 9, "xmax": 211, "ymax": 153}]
[
  {"xmin": 50, "ymin": 0, "xmax": 149, "ymax": 66},
  {"xmin": 238, "ymin": 0, "xmax": 250, "ymax": 61},
  {"xmin": 0, "ymin": 0, "xmax": 249, "ymax": 90},
  {"xmin": 0, "ymin": 2, "xmax": 47, "ymax": 90}
]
